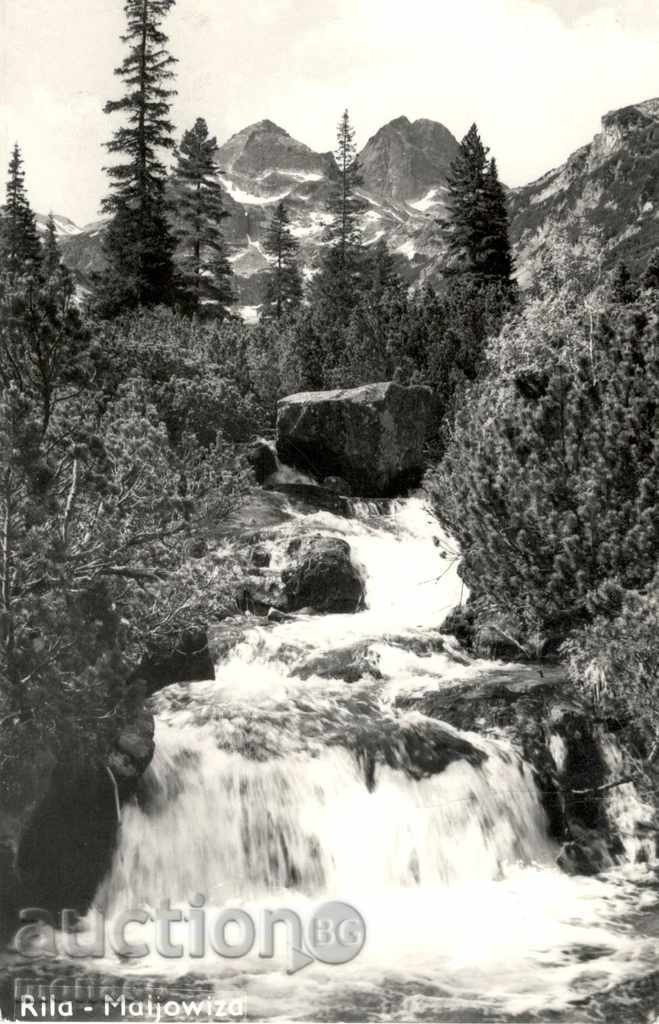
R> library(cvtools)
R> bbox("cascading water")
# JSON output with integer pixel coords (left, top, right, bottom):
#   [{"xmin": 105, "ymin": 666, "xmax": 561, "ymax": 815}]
[{"xmin": 71, "ymin": 496, "xmax": 659, "ymax": 1020}]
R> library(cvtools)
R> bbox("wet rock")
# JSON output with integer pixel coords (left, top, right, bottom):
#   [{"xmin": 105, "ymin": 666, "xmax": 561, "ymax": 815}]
[
  {"xmin": 397, "ymin": 664, "xmax": 642, "ymax": 872},
  {"xmin": 384, "ymin": 628, "xmax": 447, "ymax": 658},
  {"xmin": 557, "ymin": 825, "xmax": 618, "ymax": 876},
  {"xmin": 15, "ymin": 764, "xmax": 119, "ymax": 920},
  {"xmin": 4, "ymin": 698, "xmax": 155, "ymax": 929},
  {"xmin": 442, "ymin": 597, "xmax": 566, "ymax": 662},
  {"xmin": 473, "ymin": 613, "xmax": 530, "ymax": 660},
  {"xmin": 323, "ymin": 475, "xmax": 352, "ymax": 495},
  {"xmin": 265, "ymin": 481, "xmax": 353, "ymax": 517},
  {"xmin": 108, "ymin": 704, "xmax": 155, "ymax": 783},
  {"xmin": 129, "ymin": 630, "xmax": 214, "ymax": 696},
  {"xmin": 355, "ymin": 715, "xmax": 486, "ymax": 789},
  {"xmin": 291, "ymin": 641, "xmax": 383, "ymax": 683},
  {"xmin": 240, "ymin": 567, "xmax": 287, "ymax": 614},
  {"xmin": 282, "ymin": 535, "xmax": 365, "ymax": 613},
  {"xmin": 208, "ymin": 616, "xmax": 257, "ymax": 661},
  {"xmin": 267, "ymin": 607, "xmax": 295, "ymax": 624},
  {"xmin": 241, "ymin": 532, "xmax": 365, "ymax": 616},
  {"xmin": 246, "ymin": 437, "xmax": 278, "ymax": 484},
  {"xmin": 250, "ymin": 542, "xmax": 271, "ymax": 568},
  {"xmin": 214, "ymin": 488, "xmax": 296, "ymax": 543},
  {"xmin": 276, "ymin": 381, "xmax": 434, "ymax": 496}
]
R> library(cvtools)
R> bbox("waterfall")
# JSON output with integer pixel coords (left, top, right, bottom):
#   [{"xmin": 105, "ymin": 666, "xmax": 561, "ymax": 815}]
[
  {"xmin": 81, "ymin": 495, "xmax": 658, "ymax": 1021},
  {"xmin": 100, "ymin": 727, "xmax": 554, "ymax": 913}
]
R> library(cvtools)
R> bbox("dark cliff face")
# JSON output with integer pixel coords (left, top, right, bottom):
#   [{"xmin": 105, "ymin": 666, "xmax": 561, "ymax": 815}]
[
  {"xmin": 359, "ymin": 116, "xmax": 460, "ymax": 202},
  {"xmin": 509, "ymin": 97, "xmax": 659, "ymax": 286}
]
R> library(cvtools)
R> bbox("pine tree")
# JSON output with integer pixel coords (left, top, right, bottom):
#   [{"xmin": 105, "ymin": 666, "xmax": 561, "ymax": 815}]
[
  {"xmin": 42, "ymin": 214, "xmax": 62, "ymax": 279},
  {"xmin": 327, "ymin": 110, "xmax": 366, "ymax": 268},
  {"xmin": 0, "ymin": 145, "xmax": 41, "ymax": 279},
  {"xmin": 313, "ymin": 109, "xmax": 368, "ymax": 318},
  {"xmin": 170, "ymin": 117, "xmax": 234, "ymax": 317},
  {"xmin": 94, "ymin": 0, "xmax": 178, "ymax": 316},
  {"xmin": 261, "ymin": 201, "xmax": 302, "ymax": 319},
  {"xmin": 444, "ymin": 125, "xmax": 514, "ymax": 287},
  {"xmin": 482, "ymin": 159, "xmax": 514, "ymax": 283}
]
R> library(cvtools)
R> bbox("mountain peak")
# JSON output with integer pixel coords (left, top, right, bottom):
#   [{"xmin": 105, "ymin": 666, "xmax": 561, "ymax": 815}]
[
  {"xmin": 245, "ymin": 118, "xmax": 290, "ymax": 136},
  {"xmin": 359, "ymin": 117, "xmax": 460, "ymax": 202},
  {"xmin": 385, "ymin": 115, "xmax": 412, "ymax": 131},
  {"xmin": 216, "ymin": 120, "xmax": 327, "ymax": 179}
]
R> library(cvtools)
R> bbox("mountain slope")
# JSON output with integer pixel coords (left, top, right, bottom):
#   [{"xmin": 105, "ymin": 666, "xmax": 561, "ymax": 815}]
[
  {"xmin": 509, "ymin": 98, "xmax": 659, "ymax": 285},
  {"xmin": 35, "ymin": 213, "xmax": 82, "ymax": 238}
]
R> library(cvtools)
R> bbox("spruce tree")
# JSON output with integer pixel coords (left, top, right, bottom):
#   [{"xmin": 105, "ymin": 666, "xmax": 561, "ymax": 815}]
[
  {"xmin": 482, "ymin": 158, "xmax": 514, "ymax": 283},
  {"xmin": 170, "ymin": 117, "xmax": 234, "ymax": 317},
  {"xmin": 444, "ymin": 125, "xmax": 514, "ymax": 287},
  {"xmin": 94, "ymin": 0, "xmax": 178, "ymax": 317},
  {"xmin": 313, "ymin": 109, "xmax": 367, "ymax": 318},
  {"xmin": 261, "ymin": 201, "xmax": 302, "ymax": 319},
  {"xmin": 42, "ymin": 214, "xmax": 61, "ymax": 278},
  {"xmin": 0, "ymin": 144, "xmax": 41, "ymax": 279}
]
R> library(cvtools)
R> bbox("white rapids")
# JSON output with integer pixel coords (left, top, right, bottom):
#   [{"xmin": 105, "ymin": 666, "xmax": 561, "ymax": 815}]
[{"xmin": 79, "ymin": 496, "xmax": 658, "ymax": 1021}]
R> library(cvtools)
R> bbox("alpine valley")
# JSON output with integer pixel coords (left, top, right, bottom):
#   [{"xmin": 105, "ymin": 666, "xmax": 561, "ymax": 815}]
[{"xmin": 48, "ymin": 96, "xmax": 659, "ymax": 315}]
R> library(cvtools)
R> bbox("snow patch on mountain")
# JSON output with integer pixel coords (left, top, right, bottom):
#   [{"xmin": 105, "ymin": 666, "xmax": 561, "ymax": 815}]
[
  {"xmin": 409, "ymin": 188, "xmax": 441, "ymax": 212},
  {"xmin": 221, "ymin": 180, "xmax": 290, "ymax": 206},
  {"xmin": 36, "ymin": 213, "xmax": 82, "ymax": 237}
]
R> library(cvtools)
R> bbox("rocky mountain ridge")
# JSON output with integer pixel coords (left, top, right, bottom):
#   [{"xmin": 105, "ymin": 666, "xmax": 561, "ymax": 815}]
[
  {"xmin": 55, "ymin": 97, "xmax": 659, "ymax": 312},
  {"xmin": 509, "ymin": 97, "xmax": 659, "ymax": 285}
]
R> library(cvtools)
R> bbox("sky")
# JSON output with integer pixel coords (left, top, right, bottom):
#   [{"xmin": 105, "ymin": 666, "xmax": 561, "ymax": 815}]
[{"xmin": 1, "ymin": 0, "xmax": 658, "ymax": 225}]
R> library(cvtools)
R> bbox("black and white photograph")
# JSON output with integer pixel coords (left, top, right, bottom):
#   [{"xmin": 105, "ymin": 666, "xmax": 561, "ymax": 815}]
[{"xmin": 0, "ymin": 1, "xmax": 658, "ymax": 1021}]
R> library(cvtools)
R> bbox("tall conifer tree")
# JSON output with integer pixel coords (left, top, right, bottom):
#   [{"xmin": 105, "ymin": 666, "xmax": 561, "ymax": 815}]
[
  {"xmin": 0, "ymin": 145, "xmax": 41, "ymax": 279},
  {"xmin": 42, "ymin": 214, "xmax": 63, "ymax": 279},
  {"xmin": 94, "ymin": 0, "xmax": 178, "ymax": 316},
  {"xmin": 445, "ymin": 124, "xmax": 513, "ymax": 287},
  {"xmin": 313, "ymin": 109, "xmax": 368, "ymax": 318},
  {"xmin": 262, "ymin": 201, "xmax": 302, "ymax": 319},
  {"xmin": 170, "ymin": 117, "xmax": 234, "ymax": 317}
]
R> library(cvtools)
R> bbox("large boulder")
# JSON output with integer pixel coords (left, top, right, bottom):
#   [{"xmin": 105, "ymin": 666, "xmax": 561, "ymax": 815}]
[
  {"xmin": 398, "ymin": 666, "xmax": 657, "ymax": 874},
  {"xmin": 0, "ymin": 698, "xmax": 155, "ymax": 938},
  {"xmin": 283, "ymin": 535, "xmax": 365, "ymax": 613},
  {"xmin": 276, "ymin": 381, "xmax": 434, "ymax": 496},
  {"xmin": 246, "ymin": 438, "xmax": 278, "ymax": 484},
  {"xmin": 242, "ymin": 533, "xmax": 365, "ymax": 615}
]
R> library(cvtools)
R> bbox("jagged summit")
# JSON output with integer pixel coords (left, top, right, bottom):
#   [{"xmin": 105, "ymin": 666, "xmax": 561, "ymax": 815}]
[
  {"xmin": 358, "ymin": 117, "xmax": 460, "ymax": 202},
  {"xmin": 603, "ymin": 97, "xmax": 659, "ymax": 126},
  {"xmin": 216, "ymin": 120, "xmax": 329, "ymax": 178},
  {"xmin": 509, "ymin": 95, "xmax": 659, "ymax": 286}
]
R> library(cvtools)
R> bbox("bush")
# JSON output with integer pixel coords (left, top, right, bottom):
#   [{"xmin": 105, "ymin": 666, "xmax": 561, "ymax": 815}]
[
  {"xmin": 0, "ymin": 378, "xmax": 245, "ymax": 786},
  {"xmin": 562, "ymin": 576, "xmax": 659, "ymax": 732},
  {"xmin": 427, "ymin": 306, "xmax": 658, "ymax": 639},
  {"xmin": 90, "ymin": 308, "xmax": 264, "ymax": 444}
]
